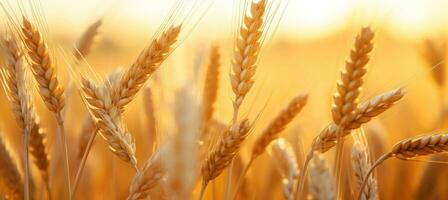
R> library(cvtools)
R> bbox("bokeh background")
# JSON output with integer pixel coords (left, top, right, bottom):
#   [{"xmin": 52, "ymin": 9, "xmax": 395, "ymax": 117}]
[{"xmin": 1, "ymin": 0, "xmax": 448, "ymax": 199}]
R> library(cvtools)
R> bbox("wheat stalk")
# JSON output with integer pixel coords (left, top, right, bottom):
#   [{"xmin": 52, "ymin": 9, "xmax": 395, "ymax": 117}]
[
  {"xmin": 1, "ymin": 37, "xmax": 40, "ymax": 200},
  {"xmin": 358, "ymin": 133, "xmax": 448, "ymax": 199},
  {"xmin": 352, "ymin": 142, "xmax": 378, "ymax": 200},
  {"xmin": 111, "ymin": 26, "xmax": 181, "ymax": 111},
  {"xmin": 80, "ymin": 76, "xmax": 137, "ymax": 168},
  {"xmin": 200, "ymin": 120, "xmax": 251, "ymax": 199},
  {"xmin": 201, "ymin": 45, "xmax": 221, "ymax": 139},
  {"xmin": 270, "ymin": 138, "xmax": 299, "ymax": 200},
  {"xmin": 0, "ymin": 136, "xmax": 23, "ymax": 200},
  {"xmin": 74, "ymin": 19, "xmax": 102, "ymax": 60},
  {"xmin": 308, "ymin": 154, "xmax": 335, "ymax": 200},
  {"xmin": 127, "ymin": 151, "xmax": 165, "ymax": 200},
  {"xmin": 230, "ymin": 0, "xmax": 267, "ymax": 122}
]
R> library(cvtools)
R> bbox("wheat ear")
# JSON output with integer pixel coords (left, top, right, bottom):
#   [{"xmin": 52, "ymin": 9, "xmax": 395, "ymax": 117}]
[
  {"xmin": 230, "ymin": 0, "xmax": 267, "ymax": 122},
  {"xmin": 21, "ymin": 17, "xmax": 65, "ymax": 114},
  {"xmin": 201, "ymin": 45, "xmax": 221, "ymax": 139},
  {"xmin": 74, "ymin": 19, "xmax": 102, "ymax": 60},
  {"xmin": 127, "ymin": 151, "xmax": 165, "ymax": 200},
  {"xmin": 0, "ymin": 136, "xmax": 23, "ymax": 199},
  {"xmin": 308, "ymin": 154, "xmax": 335, "ymax": 200},
  {"xmin": 1, "ymin": 37, "xmax": 38, "ymax": 200},
  {"xmin": 80, "ymin": 77, "xmax": 137, "ymax": 167},
  {"xmin": 111, "ymin": 26, "xmax": 181, "ymax": 111},
  {"xmin": 231, "ymin": 94, "xmax": 307, "ymax": 199},
  {"xmin": 199, "ymin": 120, "xmax": 251, "ymax": 199},
  {"xmin": 358, "ymin": 133, "xmax": 448, "ymax": 199},
  {"xmin": 165, "ymin": 86, "xmax": 199, "ymax": 199},
  {"xmin": 270, "ymin": 138, "xmax": 299, "ymax": 200},
  {"xmin": 312, "ymin": 88, "xmax": 404, "ymax": 153},
  {"xmin": 331, "ymin": 26, "xmax": 374, "ymax": 127},
  {"xmin": 20, "ymin": 17, "xmax": 71, "ymax": 198},
  {"xmin": 352, "ymin": 142, "xmax": 378, "ymax": 200},
  {"xmin": 252, "ymin": 94, "xmax": 308, "ymax": 158}
]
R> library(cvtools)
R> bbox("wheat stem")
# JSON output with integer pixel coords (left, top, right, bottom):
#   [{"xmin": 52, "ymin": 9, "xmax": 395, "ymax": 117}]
[
  {"xmin": 71, "ymin": 127, "xmax": 99, "ymax": 199},
  {"xmin": 23, "ymin": 130, "xmax": 30, "ymax": 200}
]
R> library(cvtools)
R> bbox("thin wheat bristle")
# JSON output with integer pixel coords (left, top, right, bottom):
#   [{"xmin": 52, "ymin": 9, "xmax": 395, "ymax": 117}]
[
  {"xmin": 127, "ymin": 151, "xmax": 165, "ymax": 200},
  {"xmin": 21, "ymin": 17, "xmax": 65, "ymax": 114},
  {"xmin": 0, "ymin": 136, "xmax": 23, "ymax": 200},
  {"xmin": 80, "ymin": 76, "xmax": 137, "ymax": 167},
  {"xmin": 270, "ymin": 138, "xmax": 299, "ymax": 200},
  {"xmin": 74, "ymin": 19, "xmax": 102, "ymax": 60},
  {"xmin": 352, "ymin": 142, "xmax": 378, "ymax": 200},
  {"xmin": 308, "ymin": 154, "xmax": 335, "ymax": 200},
  {"xmin": 201, "ymin": 119, "xmax": 251, "ymax": 185},
  {"xmin": 230, "ymin": 0, "xmax": 267, "ymax": 117},
  {"xmin": 252, "ymin": 94, "xmax": 307, "ymax": 158},
  {"xmin": 331, "ymin": 27, "xmax": 374, "ymax": 127},
  {"xmin": 201, "ymin": 45, "xmax": 221, "ymax": 138},
  {"xmin": 111, "ymin": 26, "xmax": 181, "ymax": 111}
]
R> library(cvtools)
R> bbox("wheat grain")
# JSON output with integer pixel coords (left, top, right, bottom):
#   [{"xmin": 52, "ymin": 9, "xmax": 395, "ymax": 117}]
[
  {"xmin": 332, "ymin": 26, "xmax": 374, "ymax": 127},
  {"xmin": 74, "ymin": 19, "xmax": 102, "ymax": 60},
  {"xmin": 80, "ymin": 76, "xmax": 137, "ymax": 168},
  {"xmin": 230, "ymin": 0, "xmax": 267, "ymax": 121},
  {"xmin": 111, "ymin": 26, "xmax": 181, "ymax": 111},
  {"xmin": 352, "ymin": 142, "xmax": 378, "ymax": 200},
  {"xmin": 21, "ymin": 17, "xmax": 65, "ymax": 114},
  {"xmin": 270, "ymin": 138, "xmax": 299, "ymax": 200},
  {"xmin": 252, "ymin": 94, "xmax": 307, "ymax": 158}
]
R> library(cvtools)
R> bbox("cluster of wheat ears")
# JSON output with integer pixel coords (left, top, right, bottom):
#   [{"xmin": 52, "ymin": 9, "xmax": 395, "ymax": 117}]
[{"xmin": 0, "ymin": 0, "xmax": 447, "ymax": 200}]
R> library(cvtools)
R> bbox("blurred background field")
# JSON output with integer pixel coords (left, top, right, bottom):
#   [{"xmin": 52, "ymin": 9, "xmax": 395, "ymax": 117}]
[{"xmin": 1, "ymin": 0, "xmax": 448, "ymax": 199}]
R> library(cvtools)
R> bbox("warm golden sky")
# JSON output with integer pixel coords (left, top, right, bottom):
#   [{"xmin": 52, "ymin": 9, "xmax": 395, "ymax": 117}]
[{"xmin": 37, "ymin": 0, "xmax": 448, "ymax": 40}]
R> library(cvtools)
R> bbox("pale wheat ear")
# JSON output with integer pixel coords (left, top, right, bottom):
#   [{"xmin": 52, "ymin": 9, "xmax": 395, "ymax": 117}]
[{"xmin": 74, "ymin": 19, "xmax": 103, "ymax": 61}]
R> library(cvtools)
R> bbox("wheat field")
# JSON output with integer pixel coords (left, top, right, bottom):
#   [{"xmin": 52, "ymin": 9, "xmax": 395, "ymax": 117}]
[{"xmin": 0, "ymin": 0, "xmax": 447, "ymax": 199}]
